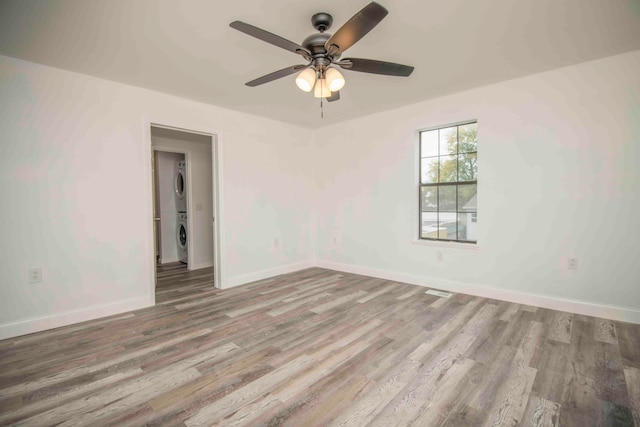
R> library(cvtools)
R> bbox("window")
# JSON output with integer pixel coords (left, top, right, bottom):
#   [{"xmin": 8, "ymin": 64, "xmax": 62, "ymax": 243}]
[{"xmin": 419, "ymin": 121, "xmax": 477, "ymax": 243}]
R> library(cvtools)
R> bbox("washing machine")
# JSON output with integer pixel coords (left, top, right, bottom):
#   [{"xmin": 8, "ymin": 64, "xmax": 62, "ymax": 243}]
[
  {"xmin": 174, "ymin": 160, "xmax": 187, "ymax": 212},
  {"xmin": 177, "ymin": 212, "xmax": 188, "ymax": 264}
]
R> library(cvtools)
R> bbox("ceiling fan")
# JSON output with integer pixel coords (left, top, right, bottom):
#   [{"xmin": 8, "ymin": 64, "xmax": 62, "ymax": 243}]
[{"xmin": 229, "ymin": 2, "xmax": 414, "ymax": 103}]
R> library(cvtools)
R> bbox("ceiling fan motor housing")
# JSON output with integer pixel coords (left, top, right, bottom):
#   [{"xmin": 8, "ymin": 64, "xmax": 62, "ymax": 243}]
[{"xmin": 302, "ymin": 32, "xmax": 333, "ymax": 58}]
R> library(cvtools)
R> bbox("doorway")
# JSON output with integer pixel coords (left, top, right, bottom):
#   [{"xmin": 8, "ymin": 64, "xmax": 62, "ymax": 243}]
[{"xmin": 149, "ymin": 124, "xmax": 221, "ymax": 296}]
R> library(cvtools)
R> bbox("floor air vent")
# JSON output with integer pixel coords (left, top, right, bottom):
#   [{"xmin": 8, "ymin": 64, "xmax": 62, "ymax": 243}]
[{"xmin": 425, "ymin": 289, "xmax": 452, "ymax": 298}]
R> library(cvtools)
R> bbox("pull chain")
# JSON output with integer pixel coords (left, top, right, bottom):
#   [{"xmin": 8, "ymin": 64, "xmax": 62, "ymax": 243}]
[{"xmin": 320, "ymin": 96, "xmax": 324, "ymax": 119}]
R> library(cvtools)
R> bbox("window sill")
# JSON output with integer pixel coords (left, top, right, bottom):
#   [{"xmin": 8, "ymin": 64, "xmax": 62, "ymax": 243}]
[{"xmin": 411, "ymin": 239, "xmax": 480, "ymax": 251}]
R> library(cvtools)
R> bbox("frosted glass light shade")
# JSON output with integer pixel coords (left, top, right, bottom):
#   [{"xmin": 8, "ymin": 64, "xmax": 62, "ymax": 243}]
[
  {"xmin": 313, "ymin": 79, "xmax": 332, "ymax": 98},
  {"xmin": 325, "ymin": 68, "xmax": 345, "ymax": 91},
  {"xmin": 295, "ymin": 68, "xmax": 316, "ymax": 92}
]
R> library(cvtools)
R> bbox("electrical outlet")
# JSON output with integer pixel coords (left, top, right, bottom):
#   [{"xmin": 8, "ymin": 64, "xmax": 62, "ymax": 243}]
[
  {"xmin": 29, "ymin": 268, "xmax": 43, "ymax": 284},
  {"xmin": 436, "ymin": 251, "xmax": 443, "ymax": 262},
  {"xmin": 568, "ymin": 257, "xmax": 578, "ymax": 270}
]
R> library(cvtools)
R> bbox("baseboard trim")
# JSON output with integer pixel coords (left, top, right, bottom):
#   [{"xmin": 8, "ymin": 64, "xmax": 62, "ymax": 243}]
[
  {"xmin": 224, "ymin": 260, "xmax": 315, "ymax": 289},
  {"xmin": 189, "ymin": 261, "xmax": 214, "ymax": 270},
  {"xmin": 160, "ymin": 257, "xmax": 179, "ymax": 264},
  {"xmin": 5, "ymin": 258, "xmax": 637, "ymax": 340},
  {"xmin": 315, "ymin": 259, "xmax": 640, "ymax": 324},
  {"xmin": 0, "ymin": 296, "xmax": 153, "ymax": 340}
]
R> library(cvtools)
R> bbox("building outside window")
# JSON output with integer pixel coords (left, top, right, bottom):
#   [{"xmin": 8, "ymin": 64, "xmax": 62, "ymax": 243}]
[{"xmin": 419, "ymin": 121, "xmax": 477, "ymax": 243}]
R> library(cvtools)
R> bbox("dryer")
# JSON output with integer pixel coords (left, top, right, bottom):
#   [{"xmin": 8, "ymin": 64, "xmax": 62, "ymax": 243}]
[
  {"xmin": 177, "ymin": 212, "xmax": 188, "ymax": 264},
  {"xmin": 174, "ymin": 160, "xmax": 187, "ymax": 212}
]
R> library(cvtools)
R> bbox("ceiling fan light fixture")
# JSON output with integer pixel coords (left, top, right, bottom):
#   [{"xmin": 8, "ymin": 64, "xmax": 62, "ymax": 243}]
[
  {"xmin": 325, "ymin": 68, "xmax": 345, "ymax": 91},
  {"xmin": 313, "ymin": 78, "xmax": 332, "ymax": 98},
  {"xmin": 295, "ymin": 68, "xmax": 317, "ymax": 92}
]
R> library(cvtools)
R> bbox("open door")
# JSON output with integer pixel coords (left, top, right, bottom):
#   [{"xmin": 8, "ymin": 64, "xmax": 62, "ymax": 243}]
[{"xmin": 152, "ymin": 151, "xmax": 162, "ymax": 267}]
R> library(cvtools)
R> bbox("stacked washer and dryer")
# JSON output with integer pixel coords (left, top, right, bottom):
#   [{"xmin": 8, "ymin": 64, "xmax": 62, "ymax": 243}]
[{"xmin": 174, "ymin": 160, "xmax": 188, "ymax": 264}]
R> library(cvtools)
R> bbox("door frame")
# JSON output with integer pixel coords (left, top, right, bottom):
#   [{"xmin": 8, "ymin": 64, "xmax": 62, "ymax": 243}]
[{"xmin": 145, "ymin": 120, "xmax": 224, "ymax": 303}]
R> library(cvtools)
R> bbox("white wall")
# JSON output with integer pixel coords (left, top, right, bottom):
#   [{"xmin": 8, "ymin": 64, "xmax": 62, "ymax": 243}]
[
  {"xmin": 1, "ymin": 49, "xmax": 638, "ymax": 340},
  {"xmin": 152, "ymin": 128, "xmax": 214, "ymax": 270},
  {"xmin": 156, "ymin": 151, "xmax": 183, "ymax": 264},
  {"xmin": 0, "ymin": 54, "xmax": 313, "ymax": 339},
  {"xmin": 314, "ymin": 50, "xmax": 640, "ymax": 322}
]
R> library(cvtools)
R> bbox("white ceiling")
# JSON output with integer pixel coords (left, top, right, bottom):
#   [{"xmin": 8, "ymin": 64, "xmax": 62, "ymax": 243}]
[{"xmin": 1, "ymin": 0, "xmax": 639, "ymax": 129}]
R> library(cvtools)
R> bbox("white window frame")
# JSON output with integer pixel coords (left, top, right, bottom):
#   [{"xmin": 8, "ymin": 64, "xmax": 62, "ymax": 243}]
[{"xmin": 417, "ymin": 120, "xmax": 478, "ymax": 245}]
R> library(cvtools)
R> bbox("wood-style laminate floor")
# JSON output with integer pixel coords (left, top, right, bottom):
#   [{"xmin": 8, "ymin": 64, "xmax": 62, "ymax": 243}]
[{"xmin": 1, "ymin": 266, "xmax": 639, "ymax": 426}]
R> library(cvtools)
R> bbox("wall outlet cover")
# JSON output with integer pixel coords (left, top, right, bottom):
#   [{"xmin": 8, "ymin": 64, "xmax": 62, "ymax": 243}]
[{"xmin": 29, "ymin": 268, "xmax": 43, "ymax": 284}]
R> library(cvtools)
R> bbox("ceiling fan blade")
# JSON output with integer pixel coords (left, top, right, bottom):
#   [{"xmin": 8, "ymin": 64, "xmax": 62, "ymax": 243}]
[
  {"xmin": 230, "ymin": 21, "xmax": 310, "ymax": 58},
  {"xmin": 245, "ymin": 65, "xmax": 307, "ymax": 87},
  {"xmin": 341, "ymin": 58, "xmax": 414, "ymax": 76},
  {"xmin": 326, "ymin": 91, "xmax": 340, "ymax": 102},
  {"xmin": 324, "ymin": 2, "xmax": 388, "ymax": 55}
]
